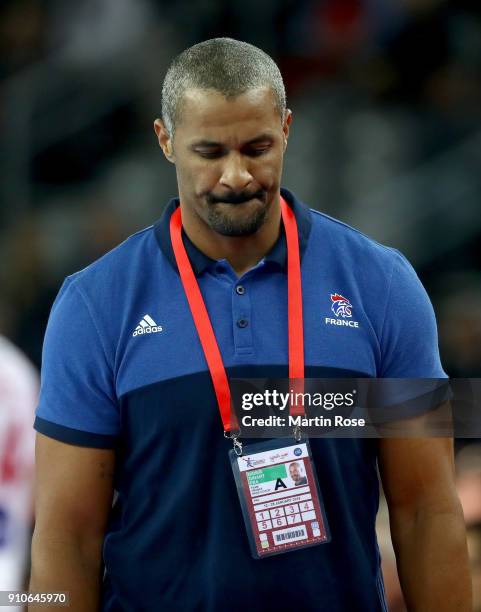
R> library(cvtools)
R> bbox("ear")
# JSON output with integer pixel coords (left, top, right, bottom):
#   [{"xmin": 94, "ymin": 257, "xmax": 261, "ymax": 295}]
[
  {"xmin": 282, "ymin": 109, "xmax": 292, "ymax": 150},
  {"xmin": 154, "ymin": 118, "xmax": 175, "ymax": 163}
]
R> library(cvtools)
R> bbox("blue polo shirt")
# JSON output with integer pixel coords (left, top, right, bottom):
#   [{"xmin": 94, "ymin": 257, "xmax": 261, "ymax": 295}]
[{"xmin": 35, "ymin": 188, "xmax": 445, "ymax": 612}]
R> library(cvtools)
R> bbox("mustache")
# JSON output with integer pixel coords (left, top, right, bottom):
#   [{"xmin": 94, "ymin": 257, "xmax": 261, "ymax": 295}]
[{"xmin": 206, "ymin": 189, "xmax": 266, "ymax": 205}]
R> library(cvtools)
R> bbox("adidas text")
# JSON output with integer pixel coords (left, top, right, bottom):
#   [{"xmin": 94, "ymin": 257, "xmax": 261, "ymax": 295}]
[
  {"xmin": 133, "ymin": 325, "xmax": 163, "ymax": 337},
  {"xmin": 132, "ymin": 314, "xmax": 163, "ymax": 337}
]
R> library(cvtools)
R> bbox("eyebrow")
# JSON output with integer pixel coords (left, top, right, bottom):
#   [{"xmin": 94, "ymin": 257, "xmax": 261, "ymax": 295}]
[
  {"xmin": 190, "ymin": 133, "xmax": 274, "ymax": 149},
  {"xmin": 244, "ymin": 133, "xmax": 274, "ymax": 145}
]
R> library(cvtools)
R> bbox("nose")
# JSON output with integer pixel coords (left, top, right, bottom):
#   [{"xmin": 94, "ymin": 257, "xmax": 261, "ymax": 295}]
[{"xmin": 219, "ymin": 152, "xmax": 253, "ymax": 192}]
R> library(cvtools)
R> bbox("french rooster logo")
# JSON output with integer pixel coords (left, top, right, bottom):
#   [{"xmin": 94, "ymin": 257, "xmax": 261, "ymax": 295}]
[{"xmin": 330, "ymin": 293, "xmax": 353, "ymax": 318}]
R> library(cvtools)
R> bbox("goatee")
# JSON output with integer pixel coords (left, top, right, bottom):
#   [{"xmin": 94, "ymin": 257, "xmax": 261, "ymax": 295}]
[{"xmin": 206, "ymin": 189, "xmax": 268, "ymax": 237}]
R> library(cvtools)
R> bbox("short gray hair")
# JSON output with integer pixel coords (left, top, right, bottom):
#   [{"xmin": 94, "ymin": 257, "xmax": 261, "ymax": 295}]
[{"xmin": 161, "ymin": 37, "xmax": 286, "ymax": 135}]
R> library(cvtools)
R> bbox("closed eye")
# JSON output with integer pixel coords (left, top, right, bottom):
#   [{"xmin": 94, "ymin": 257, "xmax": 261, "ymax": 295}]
[
  {"xmin": 195, "ymin": 148, "xmax": 225, "ymax": 159},
  {"xmin": 247, "ymin": 146, "xmax": 270, "ymax": 157},
  {"xmin": 191, "ymin": 139, "xmax": 273, "ymax": 159}
]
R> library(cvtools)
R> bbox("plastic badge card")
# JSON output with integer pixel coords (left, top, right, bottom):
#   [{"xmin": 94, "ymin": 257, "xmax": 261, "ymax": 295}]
[{"xmin": 230, "ymin": 438, "xmax": 330, "ymax": 558}]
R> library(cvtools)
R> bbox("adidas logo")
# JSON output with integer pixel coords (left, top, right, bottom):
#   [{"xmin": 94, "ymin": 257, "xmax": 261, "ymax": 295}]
[{"xmin": 132, "ymin": 314, "xmax": 163, "ymax": 337}]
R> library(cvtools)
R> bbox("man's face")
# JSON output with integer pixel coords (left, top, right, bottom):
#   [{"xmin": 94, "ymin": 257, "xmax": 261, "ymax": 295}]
[
  {"xmin": 289, "ymin": 463, "xmax": 301, "ymax": 482},
  {"xmin": 156, "ymin": 87, "xmax": 291, "ymax": 237}
]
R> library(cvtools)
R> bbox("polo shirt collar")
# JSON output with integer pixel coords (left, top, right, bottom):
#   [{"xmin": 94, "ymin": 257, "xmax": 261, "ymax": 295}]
[{"xmin": 154, "ymin": 187, "xmax": 312, "ymax": 275}]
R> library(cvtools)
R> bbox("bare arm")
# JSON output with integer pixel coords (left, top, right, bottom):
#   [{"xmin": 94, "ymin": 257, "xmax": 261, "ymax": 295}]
[
  {"xmin": 29, "ymin": 433, "xmax": 115, "ymax": 611},
  {"xmin": 379, "ymin": 434, "xmax": 471, "ymax": 611}
]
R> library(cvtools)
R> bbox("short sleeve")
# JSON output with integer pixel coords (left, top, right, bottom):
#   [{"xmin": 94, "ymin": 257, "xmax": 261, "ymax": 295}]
[
  {"xmin": 379, "ymin": 251, "xmax": 447, "ymax": 378},
  {"xmin": 34, "ymin": 277, "xmax": 119, "ymax": 448}
]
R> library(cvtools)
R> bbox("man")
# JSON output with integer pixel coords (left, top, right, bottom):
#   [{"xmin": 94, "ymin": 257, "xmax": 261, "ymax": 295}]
[
  {"xmin": 289, "ymin": 462, "xmax": 307, "ymax": 487},
  {"xmin": 30, "ymin": 38, "xmax": 471, "ymax": 611}
]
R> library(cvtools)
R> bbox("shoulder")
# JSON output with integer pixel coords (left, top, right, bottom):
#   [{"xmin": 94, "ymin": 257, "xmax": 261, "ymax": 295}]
[
  {"xmin": 309, "ymin": 208, "xmax": 404, "ymax": 268},
  {"xmin": 308, "ymin": 207, "xmax": 433, "ymax": 309},
  {"xmin": 64, "ymin": 225, "xmax": 156, "ymax": 295},
  {"xmin": 305, "ymin": 206, "xmax": 421, "ymax": 302},
  {"xmin": 47, "ymin": 225, "xmax": 160, "ymax": 353}
]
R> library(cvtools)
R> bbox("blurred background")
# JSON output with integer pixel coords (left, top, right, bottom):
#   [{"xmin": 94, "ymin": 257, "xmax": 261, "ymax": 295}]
[{"xmin": 0, "ymin": 0, "xmax": 480, "ymax": 609}]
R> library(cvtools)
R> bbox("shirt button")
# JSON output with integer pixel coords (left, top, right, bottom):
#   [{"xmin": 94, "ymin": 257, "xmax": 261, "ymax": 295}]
[
  {"xmin": 237, "ymin": 318, "xmax": 249, "ymax": 328},
  {"xmin": 235, "ymin": 285, "xmax": 245, "ymax": 295}
]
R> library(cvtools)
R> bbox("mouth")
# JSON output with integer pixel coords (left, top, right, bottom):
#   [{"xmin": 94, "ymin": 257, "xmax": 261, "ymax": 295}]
[
  {"xmin": 207, "ymin": 191, "xmax": 266, "ymax": 206},
  {"xmin": 214, "ymin": 197, "xmax": 260, "ymax": 206}
]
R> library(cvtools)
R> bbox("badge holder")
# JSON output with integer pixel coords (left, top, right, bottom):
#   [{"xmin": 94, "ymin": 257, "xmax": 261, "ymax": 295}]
[
  {"xmin": 229, "ymin": 435, "xmax": 331, "ymax": 559},
  {"xmin": 170, "ymin": 199, "xmax": 329, "ymax": 558}
]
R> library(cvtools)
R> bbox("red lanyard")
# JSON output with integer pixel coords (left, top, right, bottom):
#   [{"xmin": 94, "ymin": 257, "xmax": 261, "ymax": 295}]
[{"xmin": 169, "ymin": 196, "xmax": 305, "ymax": 434}]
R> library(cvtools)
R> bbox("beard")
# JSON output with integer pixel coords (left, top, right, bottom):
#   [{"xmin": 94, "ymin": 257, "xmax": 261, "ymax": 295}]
[{"xmin": 205, "ymin": 189, "xmax": 269, "ymax": 237}]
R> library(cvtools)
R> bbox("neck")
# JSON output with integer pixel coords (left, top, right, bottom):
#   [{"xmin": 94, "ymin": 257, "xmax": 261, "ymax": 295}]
[{"xmin": 180, "ymin": 198, "xmax": 282, "ymax": 276}]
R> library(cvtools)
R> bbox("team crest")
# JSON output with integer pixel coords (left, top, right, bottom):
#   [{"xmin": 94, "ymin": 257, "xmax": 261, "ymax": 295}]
[{"xmin": 330, "ymin": 293, "xmax": 352, "ymax": 318}]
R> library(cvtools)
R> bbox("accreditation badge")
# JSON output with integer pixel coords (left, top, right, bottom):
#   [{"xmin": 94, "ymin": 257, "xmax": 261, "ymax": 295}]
[{"xmin": 229, "ymin": 438, "xmax": 330, "ymax": 559}]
